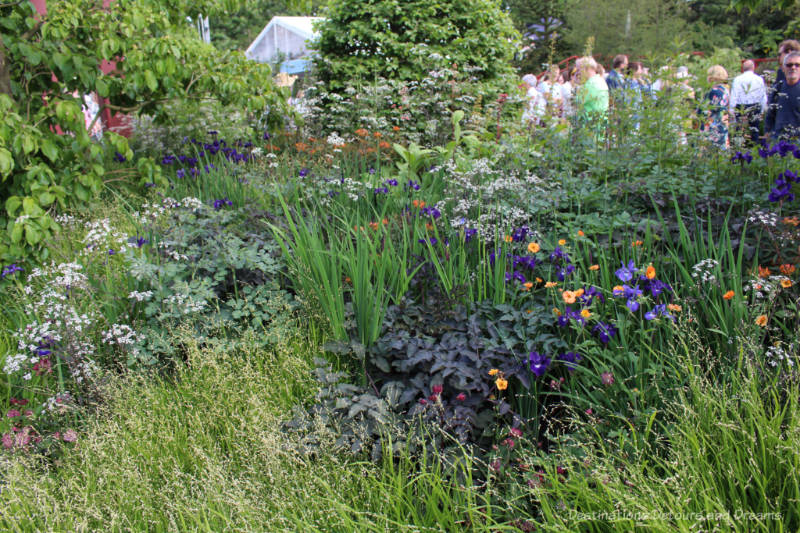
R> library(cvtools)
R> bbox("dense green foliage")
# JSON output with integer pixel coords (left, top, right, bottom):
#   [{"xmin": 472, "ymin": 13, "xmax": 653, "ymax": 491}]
[
  {"xmin": 313, "ymin": 0, "xmax": 519, "ymax": 88},
  {"xmin": 0, "ymin": 0, "xmax": 285, "ymax": 261}
]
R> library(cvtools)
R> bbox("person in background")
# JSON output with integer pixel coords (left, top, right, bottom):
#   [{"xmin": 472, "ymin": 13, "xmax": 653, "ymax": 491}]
[
  {"xmin": 625, "ymin": 61, "xmax": 648, "ymax": 130},
  {"xmin": 575, "ymin": 56, "xmax": 609, "ymax": 137},
  {"xmin": 765, "ymin": 51, "xmax": 800, "ymax": 141},
  {"xmin": 606, "ymin": 54, "xmax": 628, "ymax": 93},
  {"xmin": 699, "ymin": 65, "xmax": 730, "ymax": 149},
  {"xmin": 521, "ymin": 74, "xmax": 546, "ymax": 128},
  {"xmin": 729, "ymin": 60, "xmax": 767, "ymax": 146},
  {"xmin": 538, "ymin": 65, "xmax": 564, "ymax": 118},
  {"xmin": 561, "ymin": 67, "xmax": 577, "ymax": 117},
  {"xmin": 775, "ymin": 40, "xmax": 800, "ymax": 87}
]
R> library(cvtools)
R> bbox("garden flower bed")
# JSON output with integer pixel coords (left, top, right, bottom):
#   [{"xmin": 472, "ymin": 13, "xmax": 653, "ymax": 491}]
[{"xmin": 1, "ymin": 95, "xmax": 799, "ymax": 530}]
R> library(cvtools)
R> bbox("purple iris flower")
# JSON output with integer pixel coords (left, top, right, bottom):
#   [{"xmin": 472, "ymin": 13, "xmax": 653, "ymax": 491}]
[
  {"xmin": 558, "ymin": 352, "xmax": 582, "ymax": 371},
  {"xmin": 1, "ymin": 264, "xmax": 24, "ymax": 279},
  {"xmin": 557, "ymin": 264, "xmax": 576, "ymax": 281},
  {"xmin": 176, "ymin": 168, "xmax": 185, "ymax": 179},
  {"xmin": 645, "ymin": 304, "xmax": 674, "ymax": 322},
  {"xmin": 374, "ymin": 187, "xmax": 389, "ymax": 194},
  {"xmin": 407, "ymin": 180, "xmax": 420, "ymax": 190},
  {"xmin": 513, "ymin": 270, "xmax": 526, "ymax": 283},
  {"xmin": 299, "ymin": 168, "xmax": 310, "ymax": 177},
  {"xmin": 550, "ymin": 246, "xmax": 569, "ymax": 262},
  {"xmin": 529, "ymin": 351, "xmax": 551, "ymax": 377},
  {"xmin": 113, "ymin": 151, "xmax": 127, "ymax": 163},
  {"xmin": 385, "ymin": 179, "xmax": 398, "ymax": 186},
  {"xmin": 263, "ymin": 131, "xmax": 271, "ymax": 140},
  {"xmin": 615, "ymin": 260, "xmax": 637, "ymax": 282},
  {"xmin": 592, "ymin": 322, "xmax": 618, "ymax": 344},
  {"xmin": 464, "ymin": 228, "xmax": 478, "ymax": 243}
]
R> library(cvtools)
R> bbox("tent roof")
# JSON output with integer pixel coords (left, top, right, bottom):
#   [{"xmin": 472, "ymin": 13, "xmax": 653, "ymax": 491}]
[{"xmin": 245, "ymin": 16, "xmax": 323, "ymax": 57}]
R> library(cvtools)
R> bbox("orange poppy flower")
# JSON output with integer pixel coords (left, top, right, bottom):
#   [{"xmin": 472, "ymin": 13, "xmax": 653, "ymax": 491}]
[
  {"xmin": 631, "ymin": 240, "xmax": 644, "ymax": 247},
  {"xmin": 382, "ymin": 218, "xmax": 389, "ymax": 226},
  {"xmin": 646, "ymin": 265, "xmax": 656, "ymax": 279},
  {"xmin": 558, "ymin": 239, "xmax": 566, "ymax": 245},
  {"xmin": 758, "ymin": 265, "xmax": 771, "ymax": 278},
  {"xmin": 379, "ymin": 141, "xmax": 391, "ymax": 149},
  {"xmin": 580, "ymin": 309, "xmax": 591, "ymax": 318},
  {"xmin": 562, "ymin": 290, "xmax": 577, "ymax": 304},
  {"xmin": 504, "ymin": 235, "xmax": 513, "ymax": 243},
  {"xmin": 488, "ymin": 368, "xmax": 499, "ymax": 376},
  {"xmin": 355, "ymin": 128, "xmax": 368, "ymax": 137},
  {"xmin": 667, "ymin": 304, "xmax": 682, "ymax": 312},
  {"xmin": 577, "ymin": 230, "xmax": 585, "ymax": 237},
  {"xmin": 723, "ymin": 290, "xmax": 734, "ymax": 300},
  {"xmin": 545, "ymin": 281, "xmax": 558, "ymax": 288},
  {"xmin": 589, "ymin": 264, "xmax": 600, "ymax": 271},
  {"xmin": 392, "ymin": 125, "xmax": 401, "ymax": 131},
  {"xmin": 781, "ymin": 278, "xmax": 793, "ymax": 288},
  {"xmin": 755, "ymin": 315, "xmax": 768, "ymax": 327},
  {"xmin": 780, "ymin": 264, "xmax": 796, "ymax": 275},
  {"xmin": 523, "ymin": 282, "xmax": 533, "ymax": 291},
  {"xmin": 373, "ymin": 132, "xmax": 382, "ymax": 138},
  {"xmin": 527, "ymin": 242, "xmax": 540, "ymax": 253},
  {"xmin": 495, "ymin": 377, "xmax": 508, "ymax": 391},
  {"xmin": 368, "ymin": 222, "xmax": 379, "ymax": 230}
]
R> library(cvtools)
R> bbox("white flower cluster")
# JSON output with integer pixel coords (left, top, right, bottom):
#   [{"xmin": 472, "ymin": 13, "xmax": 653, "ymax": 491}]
[
  {"xmin": 691, "ymin": 259, "xmax": 719, "ymax": 283},
  {"xmin": 747, "ymin": 207, "xmax": 779, "ymax": 228},
  {"xmin": 83, "ymin": 218, "xmax": 129, "ymax": 254},
  {"xmin": 165, "ymin": 292, "xmax": 207, "ymax": 314},
  {"xmin": 102, "ymin": 324, "xmax": 145, "ymax": 346},
  {"xmin": 157, "ymin": 240, "xmax": 189, "ymax": 262},
  {"xmin": 128, "ymin": 290, "xmax": 154, "ymax": 302},
  {"xmin": 766, "ymin": 344, "xmax": 795, "ymax": 368},
  {"xmin": 27, "ymin": 262, "xmax": 88, "ymax": 290},
  {"xmin": 326, "ymin": 132, "xmax": 346, "ymax": 147},
  {"xmin": 133, "ymin": 196, "xmax": 206, "ymax": 224},
  {"xmin": 53, "ymin": 214, "xmax": 77, "ymax": 226}
]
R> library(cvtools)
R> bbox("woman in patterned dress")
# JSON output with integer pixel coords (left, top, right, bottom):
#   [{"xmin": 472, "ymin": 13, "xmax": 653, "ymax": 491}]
[{"xmin": 700, "ymin": 65, "xmax": 730, "ymax": 149}]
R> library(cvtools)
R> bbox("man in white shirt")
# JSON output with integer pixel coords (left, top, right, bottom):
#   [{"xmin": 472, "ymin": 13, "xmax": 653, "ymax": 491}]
[{"xmin": 729, "ymin": 60, "xmax": 767, "ymax": 145}]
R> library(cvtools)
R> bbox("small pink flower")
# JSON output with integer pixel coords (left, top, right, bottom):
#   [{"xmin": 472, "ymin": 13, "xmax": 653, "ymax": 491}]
[
  {"xmin": 418, "ymin": 398, "xmax": 428, "ymax": 405},
  {"xmin": 585, "ymin": 408, "xmax": 593, "ymax": 415},
  {"xmin": 509, "ymin": 427, "xmax": 523, "ymax": 438},
  {"xmin": 502, "ymin": 438, "xmax": 515, "ymax": 448},
  {"xmin": 490, "ymin": 460, "xmax": 501, "ymax": 472},
  {"xmin": 23, "ymin": 410, "xmax": 33, "ymax": 417},
  {"xmin": 455, "ymin": 393, "xmax": 466, "ymax": 401},
  {"xmin": 1, "ymin": 433, "xmax": 13, "ymax": 449},
  {"xmin": 9, "ymin": 398, "xmax": 28, "ymax": 406},
  {"xmin": 431, "ymin": 384, "xmax": 443, "ymax": 396},
  {"xmin": 601, "ymin": 372, "xmax": 614, "ymax": 386},
  {"xmin": 62, "ymin": 429, "xmax": 78, "ymax": 442},
  {"xmin": 6, "ymin": 410, "xmax": 20, "ymax": 418},
  {"xmin": 53, "ymin": 432, "xmax": 61, "ymax": 440}
]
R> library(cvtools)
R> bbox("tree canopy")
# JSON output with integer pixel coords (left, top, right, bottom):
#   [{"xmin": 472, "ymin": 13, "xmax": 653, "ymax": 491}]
[{"xmin": 0, "ymin": 0, "xmax": 285, "ymax": 260}]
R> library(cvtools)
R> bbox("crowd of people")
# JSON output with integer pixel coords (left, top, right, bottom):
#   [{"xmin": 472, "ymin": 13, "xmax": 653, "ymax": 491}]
[{"xmin": 521, "ymin": 39, "xmax": 800, "ymax": 148}]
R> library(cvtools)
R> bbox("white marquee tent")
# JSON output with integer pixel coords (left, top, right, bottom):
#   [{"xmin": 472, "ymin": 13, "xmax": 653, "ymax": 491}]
[{"xmin": 245, "ymin": 16, "xmax": 323, "ymax": 72}]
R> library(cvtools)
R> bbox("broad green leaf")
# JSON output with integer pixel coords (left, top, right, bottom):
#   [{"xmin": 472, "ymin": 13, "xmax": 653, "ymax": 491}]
[
  {"xmin": 10, "ymin": 223, "xmax": 23, "ymax": 244},
  {"xmin": 41, "ymin": 139, "xmax": 58, "ymax": 162},
  {"xmin": 0, "ymin": 148, "xmax": 13, "ymax": 177},
  {"xmin": 5, "ymin": 195, "xmax": 21, "ymax": 216},
  {"xmin": 144, "ymin": 70, "xmax": 157, "ymax": 92},
  {"xmin": 25, "ymin": 225, "xmax": 41, "ymax": 246}
]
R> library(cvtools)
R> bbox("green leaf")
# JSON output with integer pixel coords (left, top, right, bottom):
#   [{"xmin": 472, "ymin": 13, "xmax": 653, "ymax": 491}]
[
  {"xmin": 144, "ymin": 70, "xmax": 157, "ymax": 92},
  {"xmin": 21, "ymin": 134, "xmax": 35, "ymax": 155},
  {"xmin": 41, "ymin": 139, "xmax": 58, "ymax": 162},
  {"xmin": 96, "ymin": 78, "xmax": 109, "ymax": 98},
  {"xmin": 10, "ymin": 223, "xmax": 23, "ymax": 244},
  {"xmin": 5, "ymin": 196, "xmax": 21, "ymax": 217},
  {"xmin": 38, "ymin": 192, "xmax": 55, "ymax": 206},
  {"xmin": 25, "ymin": 225, "xmax": 41, "ymax": 246},
  {"xmin": 0, "ymin": 148, "xmax": 13, "ymax": 177}
]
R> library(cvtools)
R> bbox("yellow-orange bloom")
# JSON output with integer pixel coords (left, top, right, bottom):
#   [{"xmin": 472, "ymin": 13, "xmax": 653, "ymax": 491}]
[
  {"xmin": 646, "ymin": 265, "xmax": 656, "ymax": 279},
  {"xmin": 631, "ymin": 240, "xmax": 643, "ymax": 247},
  {"xmin": 536, "ymin": 277, "xmax": 543, "ymax": 283},
  {"xmin": 589, "ymin": 264, "xmax": 600, "ymax": 271},
  {"xmin": 373, "ymin": 131, "xmax": 382, "ymax": 138},
  {"xmin": 495, "ymin": 377, "xmax": 508, "ymax": 391},
  {"xmin": 577, "ymin": 230, "xmax": 585, "ymax": 237},
  {"xmin": 613, "ymin": 285, "xmax": 624, "ymax": 295},
  {"xmin": 574, "ymin": 288, "xmax": 585, "ymax": 298},
  {"xmin": 553, "ymin": 308, "xmax": 561, "ymax": 316},
  {"xmin": 425, "ymin": 223, "xmax": 434, "ymax": 231},
  {"xmin": 758, "ymin": 265, "xmax": 771, "ymax": 278},
  {"xmin": 580, "ymin": 309, "xmax": 591, "ymax": 318},
  {"xmin": 355, "ymin": 128, "xmax": 368, "ymax": 137},
  {"xmin": 558, "ymin": 239, "xmax": 566, "ymax": 246},
  {"xmin": 562, "ymin": 290, "xmax": 577, "ymax": 304},
  {"xmin": 527, "ymin": 242, "xmax": 540, "ymax": 253},
  {"xmin": 504, "ymin": 235, "xmax": 513, "ymax": 243},
  {"xmin": 783, "ymin": 216, "xmax": 800, "ymax": 226},
  {"xmin": 755, "ymin": 315, "xmax": 768, "ymax": 327},
  {"xmin": 379, "ymin": 141, "xmax": 391, "ymax": 149},
  {"xmin": 488, "ymin": 368, "xmax": 499, "ymax": 376},
  {"xmin": 392, "ymin": 125, "xmax": 401, "ymax": 131},
  {"xmin": 781, "ymin": 278, "xmax": 793, "ymax": 288},
  {"xmin": 780, "ymin": 264, "xmax": 796, "ymax": 275},
  {"xmin": 382, "ymin": 218, "xmax": 389, "ymax": 226},
  {"xmin": 723, "ymin": 290, "xmax": 734, "ymax": 300},
  {"xmin": 667, "ymin": 304, "xmax": 682, "ymax": 312},
  {"xmin": 545, "ymin": 281, "xmax": 558, "ymax": 288},
  {"xmin": 523, "ymin": 282, "xmax": 533, "ymax": 291},
  {"xmin": 368, "ymin": 222, "xmax": 379, "ymax": 230}
]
